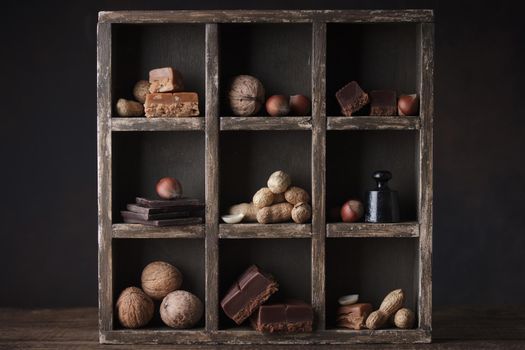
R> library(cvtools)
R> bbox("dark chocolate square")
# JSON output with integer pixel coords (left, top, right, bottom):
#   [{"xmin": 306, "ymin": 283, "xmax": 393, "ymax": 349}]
[
  {"xmin": 335, "ymin": 81, "xmax": 369, "ymax": 116},
  {"xmin": 370, "ymin": 90, "xmax": 397, "ymax": 116}
]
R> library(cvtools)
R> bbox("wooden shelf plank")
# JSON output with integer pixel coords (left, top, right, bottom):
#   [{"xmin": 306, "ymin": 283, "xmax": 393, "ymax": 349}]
[
  {"xmin": 112, "ymin": 224, "xmax": 205, "ymax": 238},
  {"xmin": 101, "ymin": 328, "xmax": 430, "ymax": 344},
  {"xmin": 111, "ymin": 117, "xmax": 204, "ymax": 131},
  {"xmin": 219, "ymin": 223, "xmax": 312, "ymax": 238},
  {"xmin": 326, "ymin": 222, "xmax": 419, "ymax": 237},
  {"xmin": 99, "ymin": 10, "xmax": 433, "ymax": 24},
  {"xmin": 220, "ymin": 116, "xmax": 312, "ymax": 131},
  {"xmin": 327, "ymin": 116, "xmax": 420, "ymax": 130}
]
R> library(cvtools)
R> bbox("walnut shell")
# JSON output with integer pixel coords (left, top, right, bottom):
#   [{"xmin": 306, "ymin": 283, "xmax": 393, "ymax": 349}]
[
  {"xmin": 160, "ymin": 290, "xmax": 204, "ymax": 329},
  {"xmin": 284, "ymin": 186, "xmax": 310, "ymax": 205},
  {"xmin": 394, "ymin": 308, "xmax": 415, "ymax": 329},
  {"xmin": 228, "ymin": 75, "xmax": 265, "ymax": 116},
  {"xmin": 116, "ymin": 287, "xmax": 154, "ymax": 329},
  {"xmin": 141, "ymin": 261, "xmax": 183, "ymax": 300},
  {"xmin": 133, "ymin": 80, "xmax": 150, "ymax": 103},
  {"xmin": 291, "ymin": 202, "xmax": 312, "ymax": 224},
  {"xmin": 267, "ymin": 170, "xmax": 291, "ymax": 194}
]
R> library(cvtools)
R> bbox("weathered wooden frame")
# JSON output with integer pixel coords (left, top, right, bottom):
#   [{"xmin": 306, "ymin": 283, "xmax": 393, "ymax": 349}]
[{"xmin": 97, "ymin": 9, "xmax": 433, "ymax": 345}]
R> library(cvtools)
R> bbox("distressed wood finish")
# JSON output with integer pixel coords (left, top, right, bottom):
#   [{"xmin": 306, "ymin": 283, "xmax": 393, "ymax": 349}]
[
  {"xmin": 204, "ymin": 23, "xmax": 220, "ymax": 332},
  {"xmin": 111, "ymin": 117, "xmax": 204, "ymax": 131},
  {"xmin": 327, "ymin": 116, "xmax": 420, "ymax": 130},
  {"xmin": 219, "ymin": 223, "xmax": 312, "ymax": 238},
  {"xmin": 220, "ymin": 116, "xmax": 312, "ymax": 130},
  {"xmin": 327, "ymin": 222, "xmax": 419, "ymax": 237},
  {"xmin": 311, "ymin": 22, "xmax": 327, "ymax": 331},
  {"xmin": 99, "ymin": 10, "xmax": 433, "ymax": 24},
  {"xmin": 96, "ymin": 22, "xmax": 112, "ymax": 334},
  {"xmin": 112, "ymin": 224, "xmax": 205, "ymax": 238},
  {"xmin": 417, "ymin": 22, "xmax": 434, "ymax": 331}
]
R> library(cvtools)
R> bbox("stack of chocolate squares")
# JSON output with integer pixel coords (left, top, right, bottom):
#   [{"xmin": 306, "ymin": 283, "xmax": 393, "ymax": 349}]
[
  {"xmin": 121, "ymin": 197, "xmax": 204, "ymax": 227},
  {"xmin": 220, "ymin": 265, "xmax": 313, "ymax": 333}
]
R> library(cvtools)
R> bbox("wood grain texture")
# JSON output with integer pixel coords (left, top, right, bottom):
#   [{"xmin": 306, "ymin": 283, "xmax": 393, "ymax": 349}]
[
  {"xmin": 417, "ymin": 22, "xmax": 434, "ymax": 331},
  {"xmin": 96, "ymin": 22, "xmax": 112, "ymax": 334},
  {"xmin": 220, "ymin": 117, "xmax": 312, "ymax": 130},
  {"xmin": 326, "ymin": 222, "xmax": 419, "ymax": 237},
  {"xmin": 2, "ymin": 306, "xmax": 524, "ymax": 348},
  {"xmin": 219, "ymin": 223, "xmax": 312, "ymax": 238},
  {"xmin": 311, "ymin": 22, "xmax": 327, "ymax": 331},
  {"xmin": 327, "ymin": 116, "xmax": 420, "ymax": 130},
  {"xmin": 204, "ymin": 23, "xmax": 219, "ymax": 332},
  {"xmin": 112, "ymin": 224, "xmax": 205, "ymax": 238},
  {"xmin": 111, "ymin": 117, "xmax": 204, "ymax": 131},
  {"xmin": 99, "ymin": 10, "xmax": 433, "ymax": 24}
]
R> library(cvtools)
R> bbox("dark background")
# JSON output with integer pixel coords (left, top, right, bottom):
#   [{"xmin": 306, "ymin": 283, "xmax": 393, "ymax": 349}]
[{"xmin": 1, "ymin": 0, "xmax": 524, "ymax": 307}]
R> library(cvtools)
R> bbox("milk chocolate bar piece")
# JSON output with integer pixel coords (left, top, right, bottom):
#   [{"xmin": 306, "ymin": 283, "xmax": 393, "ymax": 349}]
[
  {"xmin": 336, "ymin": 81, "xmax": 369, "ymax": 116},
  {"xmin": 336, "ymin": 303, "xmax": 373, "ymax": 330},
  {"xmin": 149, "ymin": 67, "xmax": 184, "ymax": 93},
  {"xmin": 250, "ymin": 300, "xmax": 313, "ymax": 333},
  {"xmin": 122, "ymin": 216, "xmax": 202, "ymax": 227},
  {"xmin": 135, "ymin": 197, "xmax": 203, "ymax": 209},
  {"xmin": 370, "ymin": 90, "xmax": 397, "ymax": 116},
  {"xmin": 144, "ymin": 92, "xmax": 200, "ymax": 118},
  {"xmin": 220, "ymin": 265, "xmax": 279, "ymax": 325}
]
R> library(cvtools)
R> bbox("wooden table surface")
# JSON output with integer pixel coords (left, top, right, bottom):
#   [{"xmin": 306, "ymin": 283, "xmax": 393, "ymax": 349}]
[{"xmin": 1, "ymin": 306, "xmax": 524, "ymax": 349}]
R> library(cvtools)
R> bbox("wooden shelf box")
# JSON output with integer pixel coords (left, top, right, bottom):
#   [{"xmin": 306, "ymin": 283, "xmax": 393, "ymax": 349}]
[{"xmin": 98, "ymin": 9, "xmax": 433, "ymax": 345}]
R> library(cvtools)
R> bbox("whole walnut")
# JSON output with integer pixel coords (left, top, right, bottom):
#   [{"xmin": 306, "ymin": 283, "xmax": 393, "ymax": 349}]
[
  {"xmin": 141, "ymin": 261, "xmax": 183, "ymax": 300},
  {"xmin": 292, "ymin": 202, "xmax": 312, "ymax": 224},
  {"xmin": 160, "ymin": 290, "xmax": 204, "ymax": 329},
  {"xmin": 228, "ymin": 75, "xmax": 265, "ymax": 116},
  {"xmin": 116, "ymin": 287, "xmax": 154, "ymax": 329}
]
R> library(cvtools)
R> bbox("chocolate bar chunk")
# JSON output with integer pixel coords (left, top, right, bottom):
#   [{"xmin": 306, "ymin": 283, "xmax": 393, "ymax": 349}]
[
  {"xmin": 149, "ymin": 67, "xmax": 184, "ymax": 93},
  {"xmin": 250, "ymin": 300, "xmax": 313, "ymax": 333},
  {"xmin": 221, "ymin": 265, "xmax": 279, "ymax": 325},
  {"xmin": 122, "ymin": 216, "xmax": 202, "ymax": 227},
  {"xmin": 127, "ymin": 203, "xmax": 203, "ymax": 215},
  {"xmin": 336, "ymin": 81, "xmax": 369, "ymax": 116},
  {"xmin": 370, "ymin": 90, "xmax": 397, "ymax": 116},
  {"xmin": 135, "ymin": 197, "xmax": 203, "ymax": 209},
  {"xmin": 120, "ymin": 210, "xmax": 190, "ymax": 221},
  {"xmin": 144, "ymin": 92, "xmax": 200, "ymax": 118},
  {"xmin": 336, "ymin": 303, "xmax": 373, "ymax": 330}
]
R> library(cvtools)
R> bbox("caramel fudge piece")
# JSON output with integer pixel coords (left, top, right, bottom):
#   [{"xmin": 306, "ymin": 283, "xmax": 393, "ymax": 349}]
[
  {"xmin": 148, "ymin": 67, "xmax": 184, "ymax": 93},
  {"xmin": 144, "ymin": 93, "xmax": 200, "ymax": 118},
  {"xmin": 370, "ymin": 90, "xmax": 397, "ymax": 116},
  {"xmin": 336, "ymin": 81, "xmax": 369, "ymax": 116}
]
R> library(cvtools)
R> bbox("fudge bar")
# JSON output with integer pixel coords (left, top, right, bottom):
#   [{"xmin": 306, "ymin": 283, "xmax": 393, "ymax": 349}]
[
  {"xmin": 250, "ymin": 300, "xmax": 313, "ymax": 333},
  {"xmin": 149, "ymin": 67, "xmax": 184, "ymax": 93},
  {"xmin": 336, "ymin": 303, "xmax": 373, "ymax": 330},
  {"xmin": 221, "ymin": 265, "xmax": 279, "ymax": 324},
  {"xmin": 370, "ymin": 90, "xmax": 397, "ymax": 116},
  {"xmin": 144, "ymin": 92, "xmax": 200, "ymax": 118},
  {"xmin": 335, "ymin": 81, "xmax": 369, "ymax": 116}
]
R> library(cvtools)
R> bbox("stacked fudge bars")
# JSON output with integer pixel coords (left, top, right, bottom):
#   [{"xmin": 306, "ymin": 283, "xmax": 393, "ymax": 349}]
[
  {"xmin": 145, "ymin": 67, "xmax": 200, "ymax": 118},
  {"xmin": 121, "ymin": 197, "xmax": 204, "ymax": 227}
]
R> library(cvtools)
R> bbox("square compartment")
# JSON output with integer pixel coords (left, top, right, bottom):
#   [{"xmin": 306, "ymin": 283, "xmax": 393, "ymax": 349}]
[
  {"xmin": 326, "ymin": 23, "xmax": 417, "ymax": 116},
  {"xmin": 112, "ymin": 131, "xmax": 204, "ymax": 223},
  {"xmin": 218, "ymin": 239, "xmax": 311, "ymax": 329},
  {"xmin": 219, "ymin": 24, "xmax": 312, "ymax": 116},
  {"xmin": 325, "ymin": 237, "xmax": 417, "ymax": 329},
  {"xmin": 326, "ymin": 130, "xmax": 418, "ymax": 223},
  {"xmin": 219, "ymin": 131, "xmax": 311, "ymax": 217},
  {"xmin": 112, "ymin": 24, "xmax": 206, "ymax": 117},
  {"xmin": 113, "ymin": 238, "xmax": 205, "ymax": 329}
]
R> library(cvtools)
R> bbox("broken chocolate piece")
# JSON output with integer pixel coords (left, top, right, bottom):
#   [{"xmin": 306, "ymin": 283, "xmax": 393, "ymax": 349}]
[
  {"xmin": 335, "ymin": 81, "xmax": 369, "ymax": 116},
  {"xmin": 120, "ymin": 210, "xmax": 190, "ymax": 221},
  {"xmin": 135, "ymin": 197, "xmax": 203, "ymax": 209},
  {"xmin": 144, "ymin": 92, "xmax": 200, "ymax": 118},
  {"xmin": 122, "ymin": 216, "xmax": 202, "ymax": 227},
  {"xmin": 148, "ymin": 67, "xmax": 184, "ymax": 93},
  {"xmin": 127, "ymin": 203, "xmax": 203, "ymax": 215},
  {"xmin": 220, "ymin": 265, "xmax": 279, "ymax": 325},
  {"xmin": 250, "ymin": 300, "xmax": 313, "ymax": 333},
  {"xmin": 336, "ymin": 303, "xmax": 373, "ymax": 330},
  {"xmin": 370, "ymin": 90, "xmax": 397, "ymax": 116}
]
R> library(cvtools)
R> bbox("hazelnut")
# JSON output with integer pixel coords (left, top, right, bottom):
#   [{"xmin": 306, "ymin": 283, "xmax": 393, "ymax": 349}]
[
  {"xmin": 289, "ymin": 95, "xmax": 311, "ymax": 116},
  {"xmin": 397, "ymin": 94, "xmax": 419, "ymax": 116},
  {"xmin": 160, "ymin": 290, "xmax": 204, "ymax": 329},
  {"xmin": 156, "ymin": 177, "xmax": 183, "ymax": 199},
  {"xmin": 141, "ymin": 261, "xmax": 183, "ymax": 300},
  {"xmin": 266, "ymin": 95, "xmax": 290, "ymax": 116},
  {"xmin": 116, "ymin": 287, "xmax": 154, "ymax": 329}
]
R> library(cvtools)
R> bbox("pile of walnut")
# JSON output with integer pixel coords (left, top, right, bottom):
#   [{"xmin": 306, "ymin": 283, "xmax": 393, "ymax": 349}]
[
  {"xmin": 115, "ymin": 261, "xmax": 203, "ymax": 329},
  {"xmin": 228, "ymin": 170, "xmax": 312, "ymax": 224},
  {"xmin": 115, "ymin": 66, "xmax": 199, "ymax": 118}
]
